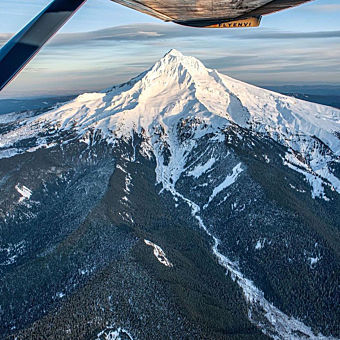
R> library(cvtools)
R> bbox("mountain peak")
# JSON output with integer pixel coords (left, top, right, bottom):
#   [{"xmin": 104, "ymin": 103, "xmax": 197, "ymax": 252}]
[
  {"xmin": 164, "ymin": 49, "xmax": 183, "ymax": 57},
  {"xmin": 151, "ymin": 49, "xmax": 208, "ymax": 76}
]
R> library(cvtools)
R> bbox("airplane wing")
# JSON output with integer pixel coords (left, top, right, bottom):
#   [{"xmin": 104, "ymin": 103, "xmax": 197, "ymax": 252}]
[
  {"xmin": 111, "ymin": 0, "xmax": 312, "ymax": 27},
  {"xmin": 0, "ymin": 0, "xmax": 86, "ymax": 91},
  {"xmin": 0, "ymin": 0, "xmax": 312, "ymax": 92}
]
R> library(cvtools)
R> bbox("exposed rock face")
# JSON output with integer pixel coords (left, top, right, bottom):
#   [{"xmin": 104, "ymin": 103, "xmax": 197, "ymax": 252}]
[{"xmin": 0, "ymin": 50, "xmax": 339, "ymax": 340}]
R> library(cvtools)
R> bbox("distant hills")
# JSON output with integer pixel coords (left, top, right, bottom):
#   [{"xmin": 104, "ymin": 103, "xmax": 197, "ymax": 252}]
[{"xmin": 0, "ymin": 95, "xmax": 76, "ymax": 115}]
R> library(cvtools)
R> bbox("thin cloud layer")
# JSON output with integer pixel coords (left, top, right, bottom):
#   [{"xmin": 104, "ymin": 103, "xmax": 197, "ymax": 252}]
[
  {"xmin": 0, "ymin": 23, "xmax": 339, "ymax": 97},
  {"xmin": 1, "ymin": 24, "xmax": 340, "ymax": 48}
]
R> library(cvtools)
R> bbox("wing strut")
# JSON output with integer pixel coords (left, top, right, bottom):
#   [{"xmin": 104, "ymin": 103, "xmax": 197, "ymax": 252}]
[{"xmin": 0, "ymin": 0, "xmax": 87, "ymax": 92}]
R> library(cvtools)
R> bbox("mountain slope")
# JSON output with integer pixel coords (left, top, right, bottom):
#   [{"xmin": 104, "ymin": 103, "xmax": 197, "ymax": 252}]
[
  {"xmin": 0, "ymin": 50, "xmax": 339, "ymax": 339},
  {"xmin": 1, "ymin": 49, "xmax": 339, "ymax": 200}
]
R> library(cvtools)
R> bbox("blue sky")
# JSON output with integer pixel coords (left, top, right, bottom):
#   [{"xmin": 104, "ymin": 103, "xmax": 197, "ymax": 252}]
[{"xmin": 0, "ymin": 0, "xmax": 340, "ymax": 98}]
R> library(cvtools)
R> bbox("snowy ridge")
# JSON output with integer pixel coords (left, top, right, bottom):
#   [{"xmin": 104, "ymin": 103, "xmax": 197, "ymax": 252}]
[
  {"xmin": 204, "ymin": 162, "xmax": 243, "ymax": 208},
  {"xmin": 15, "ymin": 184, "xmax": 32, "ymax": 203},
  {"xmin": 0, "ymin": 240, "xmax": 26, "ymax": 266},
  {"xmin": 144, "ymin": 240, "xmax": 173, "ymax": 267},
  {"xmin": 0, "ymin": 49, "xmax": 339, "ymax": 200},
  {"xmin": 95, "ymin": 325, "xmax": 134, "ymax": 340},
  {"xmin": 187, "ymin": 157, "xmax": 216, "ymax": 178}
]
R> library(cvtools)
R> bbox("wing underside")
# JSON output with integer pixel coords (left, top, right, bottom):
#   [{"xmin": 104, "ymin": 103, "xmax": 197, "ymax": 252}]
[{"xmin": 111, "ymin": 0, "xmax": 312, "ymax": 27}]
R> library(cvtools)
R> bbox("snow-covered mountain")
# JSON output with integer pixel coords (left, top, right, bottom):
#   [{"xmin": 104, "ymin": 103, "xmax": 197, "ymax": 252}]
[
  {"xmin": 1, "ymin": 49, "xmax": 339, "ymax": 200},
  {"xmin": 0, "ymin": 50, "xmax": 339, "ymax": 340}
]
